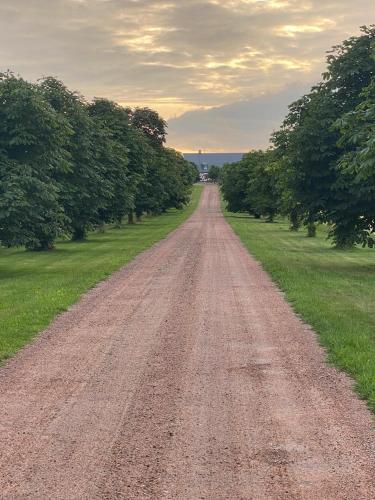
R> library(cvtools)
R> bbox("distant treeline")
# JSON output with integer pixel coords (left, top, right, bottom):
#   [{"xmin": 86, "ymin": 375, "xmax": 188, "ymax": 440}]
[
  {"xmin": 0, "ymin": 74, "xmax": 198, "ymax": 250},
  {"xmin": 221, "ymin": 26, "xmax": 375, "ymax": 249}
]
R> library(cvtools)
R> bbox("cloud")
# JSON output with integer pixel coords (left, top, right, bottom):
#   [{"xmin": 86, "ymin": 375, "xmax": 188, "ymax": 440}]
[
  {"xmin": 0, "ymin": 0, "xmax": 372, "ymax": 150},
  {"xmin": 167, "ymin": 83, "xmax": 308, "ymax": 152}
]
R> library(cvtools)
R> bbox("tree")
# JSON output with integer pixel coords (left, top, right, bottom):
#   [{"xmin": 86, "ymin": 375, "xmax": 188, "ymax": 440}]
[
  {"xmin": 0, "ymin": 72, "xmax": 197, "ymax": 249},
  {"xmin": 320, "ymin": 26, "xmax": 375, "ymax": 247},
  {"xmin": 221, "ymin": 27, "xmax": 375, "ymax": 247},
  {"xmin": 129, "ymin": 108, "xmax": 195, "ymax": 218},
  {"xmin": 136, "ymin": 148, "xmax": 195, "ymax": 215},
  {"xmin": 244, "ymin": 150, "xmax": 279, "ymax": 222},
  {"xmin": 40, "ymin": 78, "xmax": 117, "ymax": 240},
  {"xmin": 191, "ymin": 162, "xmax": 200, "ymax": 183},
  {"xmin": 221, "ymin": 161, "xmax": 254, "ymax": 214},
  {"xmin": 221, "ymin": 152, "xmax": 279, "ymax": 220},
  {"xmin": 0, "ymin": 73, "xmax": 71, "ymax": 250},
  {"xmin": 272, "ymin": 87, "xmax": 340, "ymax": 236},
  {"xmin": 272, "ymin": 26, "xmax": 375, "ymax": 245},
  {"xmin": 324, "ymin": 26, "xmax": 375, "ymax": 112},
  {"xmin": 88, "ymin": 98, "xmax": 146, "ymax": 226},
  {"xmin": 164, "ymin": 149, "xmax": 197, "ymax": 209},
  {"xmin": 130, "ymin": 107, "xmax": 167, "ymax": 148},
  {"xmin": 208, "ymin": 165, "xmax": 221, "ymax": 183},
  {"xmin": 333, "ymin": 82, "xmax": 375, "ymax": 247}
]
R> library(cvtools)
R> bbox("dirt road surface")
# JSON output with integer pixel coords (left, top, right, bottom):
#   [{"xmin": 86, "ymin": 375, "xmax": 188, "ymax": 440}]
[{"xmin": 0, "ymin": 185, "xmax": 374, "ymax": 499}]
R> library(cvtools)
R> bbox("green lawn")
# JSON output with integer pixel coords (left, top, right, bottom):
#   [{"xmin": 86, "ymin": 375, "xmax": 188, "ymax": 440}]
[
  {"xmin": 0, "ymin": 185, "xmax": 202, "ymax": 362},
  {"xmin": 224, "ymin": 207, "xmax": 375, "ymax": 412}
]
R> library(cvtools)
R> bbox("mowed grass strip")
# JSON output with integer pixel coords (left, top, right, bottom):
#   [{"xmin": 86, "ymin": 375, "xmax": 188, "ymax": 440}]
[
  {"xmin": 0, "ymin": 185, "xmax": 203, "ymax": 362},
  {"xmin": 224, "ymin": 207, "xmax": 375, "ymax": 412}
]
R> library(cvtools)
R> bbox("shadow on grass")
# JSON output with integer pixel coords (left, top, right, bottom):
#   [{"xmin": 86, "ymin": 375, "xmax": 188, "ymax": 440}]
[
  {"xmin": 307, "ymin": 260, "xmax": 375, "ymax": 274},
  {"xmin": 225, "ymin": 214, "xmax": 251, "ymax": 220}
]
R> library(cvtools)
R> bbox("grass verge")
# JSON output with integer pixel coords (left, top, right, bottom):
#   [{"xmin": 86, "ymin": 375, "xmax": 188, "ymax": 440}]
[
  {"xmin": 0, "ymin": 185, "xmax": 203, "ymax": 362},
  {"xmin": 223, "ymin": 206, "xmax": 375, "ymax": 412}
]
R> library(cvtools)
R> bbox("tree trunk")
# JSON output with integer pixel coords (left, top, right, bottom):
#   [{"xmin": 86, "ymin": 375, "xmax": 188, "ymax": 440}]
[
  {"xmin": 331, "ymin": 222, "xmax": 356, "ymax": 249},
  {"xmin": 307, "ymin": 221, "xmax": 316, "ymax": 238},
  {"xmin": 289, "ymin": 208, "xmax": 300, "ymax": 231},
  {"xmin": 72, "ymin": 227, "xmax": 86, "ymax": 241},
  {"xmin": 114, "ymin": 217, "xmax": 123, "ymax": 229},
  {"xmin": 265, "ymin": 211, "xmax": 275, "ymax": 223},
  {"xmin": 27, "ymin": 239, "xmax": 55, "ymax": 251},
  {"xmin": 128, "ymin": 212, "xmax": 135, "ymax": 225}
]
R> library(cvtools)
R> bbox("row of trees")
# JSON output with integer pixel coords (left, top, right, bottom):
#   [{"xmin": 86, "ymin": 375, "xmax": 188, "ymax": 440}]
[
  {"xmin": 0, "ymin": 73, "xmax": 198, "ymax": 250},
  {"xmin": 221, "ymin": 26, "xmax": 375, "ymax": 248}
]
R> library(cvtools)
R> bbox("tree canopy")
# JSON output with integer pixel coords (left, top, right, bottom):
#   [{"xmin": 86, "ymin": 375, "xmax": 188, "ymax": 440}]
[
  {"xmin": 0, "ymin": 73, "xmax": 196, "ymax": 250},
  {"xmin": 221, "ymin": 26, "xmax": 375, "ymax": 249}
]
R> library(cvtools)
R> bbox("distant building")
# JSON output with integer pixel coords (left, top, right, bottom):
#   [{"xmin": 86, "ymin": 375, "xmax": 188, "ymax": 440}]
[
  {"xmin": 184, "ymin": 152, "xmax": 244, "ymax": 173},
  {"xmin": 199, "ymin": 172, "xmax": 209, "ymax": 182}
]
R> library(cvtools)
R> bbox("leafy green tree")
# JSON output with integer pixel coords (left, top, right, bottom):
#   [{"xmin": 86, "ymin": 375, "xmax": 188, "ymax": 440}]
[
  {"xmin": 88, "ymin": 98, "xmax": 149, "ymax": 226},
  {"xmin": 137, "ymin": 148, "xmax": 195, "ymax": 215},
  {"xmin": 184, "ymin": 157, "xmax": 201, "ymax": 187},
  {"xmin": 221, "ymin": 161, "xmax": 255, "ymax": 214},
  {"xmin": 0, "ymin": 73, "xmax": 71, "ymax": 250},
  {"xmin": 324, "ymin": 26, "xmax": 375, "ymax": 112},
  {"xmin": 126, "ymin": 106, "xmax": 173, "ymax": 222},
  {"xmin": 130, "ymin": 107, "xmax": 167, "ymax": 148},
  {"xmin": 221, "ymin": 152, "xmax": 278, "ymax": 220},
  {"xmin": 208, "ymin": 165, "xmax": 221, "ymax": 183},
  {"xmin": 273, "ymin": 87, "xmax": 339, "ymax": 236},
  {"xmin": 269, "ymin": 131, "xmax": 302, "ymax": 231},
  {"xmin": 128, "ymin": 107, "xmax": 195, "ymax": 218},
  {"xmin": 0, "ymin": 72, "xmax": 198, "ymax": 250},
  {"xmin": 272, "ymin": 26, "xmax": 375, "ymax": 245},
  {"xmin": 191, "ymin": 162, "xmax": 200, "ymax": 183},
  {"xmin": 40, "ymin": 78, "xmax": 116, "ymax": 240},
  {"xmin": 333, "ymin": 82, "xmax": 375, "ymax": 247},
  {"xmin": 164, "ymin": 148, "xmax": 197, "ymax": 208},
  {"xmin": 245, "ymin": 150, "xmax": 279, "ymax": 222}
]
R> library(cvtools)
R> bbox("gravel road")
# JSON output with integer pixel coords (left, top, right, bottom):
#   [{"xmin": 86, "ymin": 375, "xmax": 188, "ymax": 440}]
[{"xmin": 0, "ymin": 184, "xmax": 374, "ymax": 499}]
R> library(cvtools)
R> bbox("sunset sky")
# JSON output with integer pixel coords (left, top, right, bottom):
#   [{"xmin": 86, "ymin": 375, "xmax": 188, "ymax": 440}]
[{"xmin": 0, "ymin": 0, "xmax": 373, "ymax": 152}]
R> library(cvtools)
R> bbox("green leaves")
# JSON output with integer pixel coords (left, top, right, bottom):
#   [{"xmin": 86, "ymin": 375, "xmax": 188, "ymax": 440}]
[
  {"xmin": 222, "ymin": 26, "xmax": 375, "ymax": 249},
  {"xmin": 208, "ymin": 165, "xmax": 220, "ymax": 183},
  {"xmin": 0, "ymin": 74, "xmax": 195, "ymax": 250},
  {"xmin": 221, "ymin": 150, "xmax": 279, "ymax": 221},
  {"xmin": 0, "ymin": 74, "xmax": 71, "ymax": 250}
]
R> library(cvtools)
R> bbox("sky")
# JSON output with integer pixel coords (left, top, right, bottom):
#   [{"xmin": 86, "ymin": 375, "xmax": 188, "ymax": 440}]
[{"xmin": 0, "ymin": 0, "xmax": 373, "ymax": 152}]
